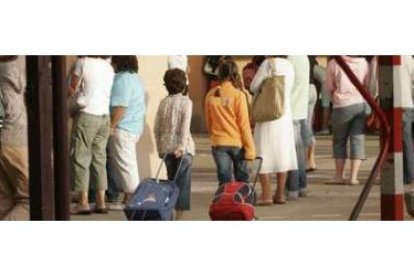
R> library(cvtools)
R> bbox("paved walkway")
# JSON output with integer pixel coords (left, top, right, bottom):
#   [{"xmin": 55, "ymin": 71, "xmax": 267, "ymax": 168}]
[{"xmin": 72, "ymin": 134, "xmax": 413, "ymax": 221}]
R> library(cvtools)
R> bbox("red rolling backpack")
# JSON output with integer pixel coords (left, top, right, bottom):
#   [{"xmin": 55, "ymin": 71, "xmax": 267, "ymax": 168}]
[{"xmin": 209, "ymin": 157, "xmax": 262, "ymax": 221}]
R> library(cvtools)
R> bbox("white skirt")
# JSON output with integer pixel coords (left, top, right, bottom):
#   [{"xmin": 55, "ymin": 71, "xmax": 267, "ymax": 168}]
[{"xmin": 254, "ymin": 114, "xmax": 298, "ymax": 174}]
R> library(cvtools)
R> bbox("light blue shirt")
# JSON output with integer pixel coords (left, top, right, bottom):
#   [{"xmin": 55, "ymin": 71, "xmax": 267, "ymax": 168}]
[{"xmin": 110, "ymin": 72, "xmax": 146, "ymax": 136}]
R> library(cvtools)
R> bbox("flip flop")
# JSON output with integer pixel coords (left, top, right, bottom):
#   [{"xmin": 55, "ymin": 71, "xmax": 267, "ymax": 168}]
[
  {"xmin": 347, "ymin": 180, "xmax": 360, "ymax": 186},
  {"xmin": 71, "ymin": 205, "xmax": 92, "ymax": 215},
  {"xmin": 306, "ymin": 168, "xmax": 317, "ymax": 173},
  {"xmin": 325, "ymin": 179, "xmax": 346, "ymax": 185},
  {"xmin": 255, "ymin": 199, "xmax": 273, "ymax": 206}
]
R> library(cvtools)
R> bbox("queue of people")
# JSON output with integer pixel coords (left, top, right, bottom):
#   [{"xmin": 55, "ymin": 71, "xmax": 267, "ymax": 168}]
[{"xmin": 3, "ymin": 55, "xmax": 414, "ymax": 220}]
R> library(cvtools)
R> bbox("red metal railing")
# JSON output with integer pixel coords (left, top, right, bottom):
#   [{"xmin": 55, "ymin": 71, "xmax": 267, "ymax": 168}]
[{"xmin": 333, "ymin": 56, "xmax": 391, "ymax": 220}]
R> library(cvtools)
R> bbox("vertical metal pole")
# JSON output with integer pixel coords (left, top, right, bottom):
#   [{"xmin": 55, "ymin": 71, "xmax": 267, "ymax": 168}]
[
  {"xmin": 26, "ymin": 56, "xmax": 55, "ymax": 220},
  {"xmin": 378, "ymin": 56, "xmax": 405, "ymax": 220},
  {"xmin": 52, "ymin": 56, "xmax": 70, "ymax": 220}
]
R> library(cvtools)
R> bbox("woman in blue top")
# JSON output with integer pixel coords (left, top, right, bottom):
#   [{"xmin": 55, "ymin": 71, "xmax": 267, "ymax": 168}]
[{"xmin": 107, "ymin": 56, "xmax": 146, "ymax": 206}]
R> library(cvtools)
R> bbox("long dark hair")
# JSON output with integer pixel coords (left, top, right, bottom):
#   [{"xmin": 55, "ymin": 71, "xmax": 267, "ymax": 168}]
[
  {"xmin": 218, "ymin": 60, "xmax": 239, "ymax": 84},
  {"xmin": 111, "ymin": 56, "xmax": 139, "ymax": 73}
]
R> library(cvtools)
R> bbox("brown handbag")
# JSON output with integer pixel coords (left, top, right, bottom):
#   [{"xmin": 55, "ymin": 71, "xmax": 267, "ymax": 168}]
[{"xmin": 252, "ymin": 60, "xmax": 285, "ymax": 122}]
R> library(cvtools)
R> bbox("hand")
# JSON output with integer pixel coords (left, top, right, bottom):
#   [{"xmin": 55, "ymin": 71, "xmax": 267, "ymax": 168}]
[{"xmin": 174, "ymin": 149, "xmax": 184, "ymax": 158}]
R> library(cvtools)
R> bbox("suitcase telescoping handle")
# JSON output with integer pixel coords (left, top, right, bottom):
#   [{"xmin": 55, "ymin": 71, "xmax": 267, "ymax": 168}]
[
  {"xmin": 250, "ymin": 157, "xmax": 263, "ymax": 189},
  {"xmin": 155, "ymin": 153, "xmax": 185, "ymax": 183}
]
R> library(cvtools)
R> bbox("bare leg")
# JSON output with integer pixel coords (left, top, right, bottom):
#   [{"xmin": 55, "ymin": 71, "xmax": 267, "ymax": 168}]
[
  {"xmin": 350, "ymin": 159, "xmax": 362, "ymax": 184},
  {"xmin": 175, "ymin": 210, "xmax": 184, "ymax": 220},
  {"xmin": 307, "ymin": 144, "xmax": 317, "ymax": 170},
  {"xmin": 96, "ymin": 190, "xmax": 107, "ymax": 209},
  {"xmin": 335, "ymin": 159, "xmax": 346, "ymax": 181},
  {"xmin": 259, "ymin": 173, "xmax": 272, "ymax": 201},
  {"xmin": 123, "ymin": 193, "xmax": 133, "ymax": 204},
  {"xmin": 275, "ymin": 172, "xmax": 287, "ymax": 203},
  {"xmin": 79, "ymin": 191, "xmax": 89, "ymax": 208}
]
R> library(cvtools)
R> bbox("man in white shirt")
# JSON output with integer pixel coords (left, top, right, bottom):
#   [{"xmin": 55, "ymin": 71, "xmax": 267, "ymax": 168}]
[
  {"xmin": 168, "ymin": 55, "xmax": 189, "ymax": 73},
  {"xmin": 286, "ymin": 55, "xmax": 310, "ymax": 199}
]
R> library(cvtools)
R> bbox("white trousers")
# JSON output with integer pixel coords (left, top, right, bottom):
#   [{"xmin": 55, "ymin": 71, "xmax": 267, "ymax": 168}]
[{"xmin": 107, "ymin": 129, "xmax": 140, "ymax": 194}]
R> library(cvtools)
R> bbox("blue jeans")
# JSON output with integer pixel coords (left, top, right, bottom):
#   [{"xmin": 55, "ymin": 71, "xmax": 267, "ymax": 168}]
[
  {"xmin": 331, "ymin": 104, "xmax": 366, "ymax": 160},
  {"xmin": 403, "ymin": 109, "xmax": 414, "ymax": 184},
  {"xmin": 287, "ymin": 120, "xmax": 308, "ymax": 194},
  {"xmin": 211, "ymin": 146, "xmax": 249, "ymax": 185}
]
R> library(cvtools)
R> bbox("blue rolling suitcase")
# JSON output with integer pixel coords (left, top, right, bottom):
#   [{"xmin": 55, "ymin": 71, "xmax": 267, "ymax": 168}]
[{"xmin": 124, "ymin": 155, "xmax": 183, "ymax": 221}]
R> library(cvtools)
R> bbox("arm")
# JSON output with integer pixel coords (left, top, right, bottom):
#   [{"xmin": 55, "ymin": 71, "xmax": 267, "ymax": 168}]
[
  {"xmin": 185, "ymin": 56, "xmax": 190, "ymax": 75},
  {"xmin": 68, "ymin": 73, "xmax": 80, "ymax": 97},
  {"xmin": 204, "ymin": 93, "xmax": 212, "ymax": 134},
  {"xmin": 235, "ymin": 93, "xmax": 256, "ymax": 160},
  {"xmin": 68, "ymin": 58, "xmax": 84, "ymax": 96},
  {"xmin": 176, "ymin": 100, "xmax": 193, "ymax": 158},
  {"xmin": 368, "ymin": 57, "xmax": 379, "ymax": 97},
  {"xmin": 154, "ymin": 103, "xmax": 163, "ymax": 157},
  {"xmin": 110, "ymin": 106, "xmax": 126, "ymax": 131},
  {"xmin": 110, "ymin": 74, "xmax": 130, "ymax": 132},
  {"xmin": 326, "ymin": 60, "xmax": 336, "ymax": 95},
  {"xmin": 363, "ymin": 61, "xmax": 371, "ymax": 91}
]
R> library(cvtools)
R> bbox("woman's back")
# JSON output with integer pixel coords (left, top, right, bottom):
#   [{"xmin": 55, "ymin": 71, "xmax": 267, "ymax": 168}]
[{"xmin": 326, "ymin": 56, "xmax": 369, "ymax": 108}]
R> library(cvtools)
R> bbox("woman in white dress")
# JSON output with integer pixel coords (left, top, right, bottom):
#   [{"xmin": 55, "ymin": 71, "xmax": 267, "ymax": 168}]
[{"xmin": 250, "ymin": 56, "xmax": 298, "ymax": 205}]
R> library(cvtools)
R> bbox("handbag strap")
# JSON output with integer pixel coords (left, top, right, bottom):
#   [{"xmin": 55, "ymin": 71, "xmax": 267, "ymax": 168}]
[{"xmin": 269, "ymin": 58, "xmax": 277, "ymax": 76}]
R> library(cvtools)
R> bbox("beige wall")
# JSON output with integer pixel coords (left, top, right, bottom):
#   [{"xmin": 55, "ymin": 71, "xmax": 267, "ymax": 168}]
[
  {"xmin": 188, "ymin": 56, "xmax": 207, "ymax": 133},
  {"xmin": 186, "ymin": 56, "xmax": 251, "ymax": 134},
  {"xmin": 136, "ymin": 55, "xmax": 168, "ymax": 179}
]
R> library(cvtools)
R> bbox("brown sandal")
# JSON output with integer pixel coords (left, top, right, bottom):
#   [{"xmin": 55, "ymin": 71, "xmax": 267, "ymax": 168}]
[{"xmin": 272, "ymin": 195, "xmax": 286, "ymax": 205}]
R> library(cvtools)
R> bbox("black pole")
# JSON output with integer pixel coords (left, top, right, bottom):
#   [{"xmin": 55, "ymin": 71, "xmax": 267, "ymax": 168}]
[
  {"xmin": 26, "ymin": 56, "xmax": 55, "ymax": 220},
  {"xmin": 52, "ymin": 56, "xmax": 70, "ymax": 220}
]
